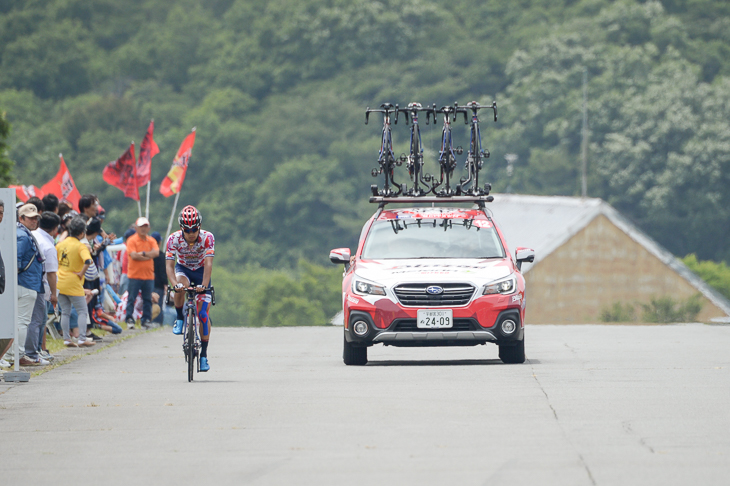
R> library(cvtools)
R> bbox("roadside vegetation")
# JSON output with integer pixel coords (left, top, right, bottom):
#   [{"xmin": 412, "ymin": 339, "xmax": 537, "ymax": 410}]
[
  {"xmin": 600, "ymin": 294, "xmax": 703, "ymax": 323},
  {"xmin": 3, "ymin": 0, "xmax": 730, "ymax": 324}
]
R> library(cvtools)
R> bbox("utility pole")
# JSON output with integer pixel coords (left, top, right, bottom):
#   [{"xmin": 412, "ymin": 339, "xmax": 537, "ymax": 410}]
[{"xmin": 581, "ymin": 67, "xmax": 588, "ymax": 198}]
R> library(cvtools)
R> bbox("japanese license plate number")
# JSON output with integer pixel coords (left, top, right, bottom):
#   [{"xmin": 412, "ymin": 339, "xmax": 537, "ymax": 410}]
[{"xmin": 417, "ymin": 309, "xmax": 453, "ymax": 329}]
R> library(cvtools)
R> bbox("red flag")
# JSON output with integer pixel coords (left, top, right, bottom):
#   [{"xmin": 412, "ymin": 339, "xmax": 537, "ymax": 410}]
[
  {"xmin": 137, "ymin": 120, "xmax": 159, "ymax": 187},
  {"xmin": 160, "ymin": 128, "xmax": 196, "ymax": 197},
  {"xmin": 41, "ymin": 155, "xmax": 82, "ymax": 210},
  {"xmin": 9, "ymin": 185, "xmax": 45, "ymax": 202},
  {"xmin": 102, "ymin": 143, "xmax": 139, "ymax": 201}
]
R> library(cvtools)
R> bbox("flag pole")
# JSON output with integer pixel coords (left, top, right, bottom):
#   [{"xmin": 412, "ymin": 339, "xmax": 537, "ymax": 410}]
[
  {"xmin": 137, "ymin": 199, "xmax": 142, "ymax": 218},
  {"xmin": 145, "ymin": 181, "xmax": 151, "ymax": 219},
  {"xmin": 165, "ymin": 191, "xmax": 181, "ymax": 243}
]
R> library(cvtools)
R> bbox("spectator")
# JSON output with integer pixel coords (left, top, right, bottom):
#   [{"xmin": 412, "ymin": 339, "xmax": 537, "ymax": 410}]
[
  {"xmin": 125, "ymin": 217, "xmax": 158, "ymax": 330},
  {"xmin": 0, "ymin": 199, "xmax": 8, "ymax": 368},
  {"xmin": 78, "ymin": 194, "xmax": 98, "ymax": 218},
  {"xmin": 56, "ymin": 217, "xmax": 94, "ymax": 347},
  {"xmin": 25, "ymin": 211, "xmax": 61, "ymax": 365},
  {"xmin": 42, "ymin": 194, "xmax": 59, "ymax": 214},
  {"xmin": 57, "ymin": 210, "xmax": 79, "ymax": 243},
  {"xmin": 118, "ymin": 227, "xmax": 136, "ymax": 295},
  {"xmin": 3, "ymin": 204, "xmax": 45, "ymax": 366},
  {"xmin": 151, "ymin": 231, "xmax": 167, "ymax": 325},
  {"xmin": 82, "ymin": 217, "xmax": 105, "ymax": 342},
  {"xmin": 57, "ymin": 201, "xmax": 73, "ymax": 220},
  {"xmin": 26, "ymin": 196, "xmax": 44, "ymax": 214}
]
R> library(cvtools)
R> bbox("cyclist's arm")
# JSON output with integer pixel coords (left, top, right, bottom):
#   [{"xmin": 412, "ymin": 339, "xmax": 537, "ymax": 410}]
[
  {"xmin": 201, "ymin": 256, "xmax": 213, "ymax": 288},
  {"xmin": 166, "ymin": 259, "xmax": 178, "ymax": 287}
]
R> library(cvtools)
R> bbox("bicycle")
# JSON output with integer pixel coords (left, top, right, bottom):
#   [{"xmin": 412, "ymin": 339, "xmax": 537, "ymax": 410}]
[
  {"xmin": 169, "ymin": 285, "xmax": 215, "ymax": 382},
  {"xmin": 432, "ymin": 103, "xmax": 464, "ymax": 196},
  {"xmin": 457, "ymin": 101, "xmax": 497, "ymax": 196},
  {"xmin": 395, "ymin": 102, "xmax": 437, "ymax": 196},
  {"xmin": 366, "ymin": 103, "xmax": 403, "ymax": 197}
]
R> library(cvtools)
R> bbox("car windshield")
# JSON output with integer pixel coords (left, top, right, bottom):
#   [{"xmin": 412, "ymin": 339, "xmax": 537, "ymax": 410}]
[{"xmin": 362, "ymin": 218, "xmax": 505, "ymax": 260}]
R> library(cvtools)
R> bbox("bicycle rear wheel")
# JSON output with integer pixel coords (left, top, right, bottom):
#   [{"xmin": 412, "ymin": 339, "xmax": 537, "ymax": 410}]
[{"xmin": 186, "ymin": 310, "xmax": 196, "ymax": 382}]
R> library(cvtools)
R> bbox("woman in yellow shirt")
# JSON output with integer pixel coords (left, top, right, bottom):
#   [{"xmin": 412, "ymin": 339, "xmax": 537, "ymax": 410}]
[{"xmin": 56, "ymin": 217, "xmax": 95, "ymax": 347}]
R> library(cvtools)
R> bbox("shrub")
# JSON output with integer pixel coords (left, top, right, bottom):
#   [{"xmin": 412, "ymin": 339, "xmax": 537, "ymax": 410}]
[
  {"xmin": 682, "ymin": 254, "xmax": 730, "ymax": 300},
  {"xmin": 640, "ymin": 294, "xmax": 703, "ymax": 323},
  {"xmin": 599, "ymin": 302, "xmax": 636, "ymax": 322}
]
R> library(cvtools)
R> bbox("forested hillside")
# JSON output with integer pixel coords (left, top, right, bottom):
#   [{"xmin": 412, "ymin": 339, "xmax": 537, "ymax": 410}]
[{"xmin": 2, "ymin": 0, "xmax": 730, "ymax": 324}]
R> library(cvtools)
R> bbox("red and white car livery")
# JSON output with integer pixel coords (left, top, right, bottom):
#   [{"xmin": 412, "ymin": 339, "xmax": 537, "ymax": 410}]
[{"xmin": 330, "ymin": 206, "xmax": 534, "ymax": 365}]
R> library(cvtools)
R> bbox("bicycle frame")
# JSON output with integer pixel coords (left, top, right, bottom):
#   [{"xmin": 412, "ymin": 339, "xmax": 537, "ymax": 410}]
[
  {"xmin": 396, "ymin": 102, "xmax": 436, "ymax": 196},
  {"xmin": 181, "ymin": 288, "xmax": 201, "ymax": 381},
  {"xmin": 366, "ymin": 103, "xmax": 402, "ymax": 197}
]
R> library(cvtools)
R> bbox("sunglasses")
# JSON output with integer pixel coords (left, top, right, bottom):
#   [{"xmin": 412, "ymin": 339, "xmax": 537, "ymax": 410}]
[{"xmin": 183, "ymin": 227, "xmax": 199, "ymax": 234}]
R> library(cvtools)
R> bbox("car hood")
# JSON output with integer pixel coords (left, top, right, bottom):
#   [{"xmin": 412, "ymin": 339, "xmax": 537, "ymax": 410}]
[{"xmin": 354, "ymin": 258, "xmax": 513, "ymax": 287}]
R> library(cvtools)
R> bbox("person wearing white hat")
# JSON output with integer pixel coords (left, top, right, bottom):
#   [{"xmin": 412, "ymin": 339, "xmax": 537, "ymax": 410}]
[
  {"xmin": 3, "ymin": 204, "xmax": 46, "ymax": 366},
  {"xmin": 124, "ymin": 217, "xmax": 159, "ymax": 329}
]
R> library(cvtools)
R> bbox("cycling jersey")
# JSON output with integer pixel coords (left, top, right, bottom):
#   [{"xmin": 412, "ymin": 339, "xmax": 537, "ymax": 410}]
[{"xmin": 165, "ymin": 230, "xmax": 215, "ymax": 271}]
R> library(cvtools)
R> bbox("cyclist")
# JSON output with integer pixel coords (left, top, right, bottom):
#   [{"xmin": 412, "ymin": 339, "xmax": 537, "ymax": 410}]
[{"xmin": 166, "ymin": 205, "xmax": 215, "ymax": 372}]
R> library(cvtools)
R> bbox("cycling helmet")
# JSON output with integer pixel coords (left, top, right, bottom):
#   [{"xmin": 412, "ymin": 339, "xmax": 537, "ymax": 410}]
[{"xmin": 179, "ymin": 205, "xmax": 201, "ymax": 230}]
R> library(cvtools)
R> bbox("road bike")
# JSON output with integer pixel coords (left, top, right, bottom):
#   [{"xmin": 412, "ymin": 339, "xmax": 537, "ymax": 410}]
[
  {"xmin": 169, "ymin": 285, "xmax": 215, "ymax": 382},
  {"xmin": 457, "ymin": 101, "xmax": 497, "ymax": 196},
  {"xmin": 366, "ymin": 103, "xmax": 402, "ymax": 197},
  {"xmin": 433, "ymin": 103, "xmax": 464, "ymax": 196},
  {"xmin": 395, "ymin": 102, "xmax": 437, "ymax": 196}
]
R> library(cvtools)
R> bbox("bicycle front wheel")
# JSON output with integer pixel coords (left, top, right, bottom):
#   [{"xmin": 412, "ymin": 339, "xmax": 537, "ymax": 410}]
[{"xmin": 186, "ymin": 310, "xmax": 196, "ymax": 382}]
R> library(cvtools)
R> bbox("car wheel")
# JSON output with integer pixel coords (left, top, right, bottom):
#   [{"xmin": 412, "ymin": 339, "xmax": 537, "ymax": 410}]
[
  {"xmin": 343, "ymin": 334, "xmax": 367, "ymax": 366},
  {"xmin": 499, "ymin": 338, "xmax": 525, "ymax": 364}
]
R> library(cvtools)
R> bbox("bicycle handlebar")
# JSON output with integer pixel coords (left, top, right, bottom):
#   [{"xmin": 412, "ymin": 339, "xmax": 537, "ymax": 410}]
[
  {"xmin": 395, "ymin": 103, "xmax": 438, "ymax": 125},
  {"xmin": 460, "ymin": 101, "xmax": 498, "ymax": 122},
  {"xmin": 365, "ymin": 103, "xmax": 397, "ymax": 125}
]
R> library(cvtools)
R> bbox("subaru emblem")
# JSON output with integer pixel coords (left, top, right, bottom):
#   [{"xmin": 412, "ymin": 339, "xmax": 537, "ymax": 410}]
[{"xmin": 426, "ymin": 286, "xmax": 444, "ymax": 295}]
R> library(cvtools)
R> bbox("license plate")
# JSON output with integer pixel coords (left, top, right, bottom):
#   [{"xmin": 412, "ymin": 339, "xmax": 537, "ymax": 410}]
[{"xmin": 417, "ymin": 309, "xmax": 453, "ymax": 329}]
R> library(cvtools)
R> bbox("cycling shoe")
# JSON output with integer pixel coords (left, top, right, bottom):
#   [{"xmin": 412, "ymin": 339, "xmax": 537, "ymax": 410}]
[
  {"xmin": 200, "ymin": 357, "xmax": 210, "ymax": 372},
  {"xmin": 173, "ymin": 319, "xmax": 184, "ymax": 335}
]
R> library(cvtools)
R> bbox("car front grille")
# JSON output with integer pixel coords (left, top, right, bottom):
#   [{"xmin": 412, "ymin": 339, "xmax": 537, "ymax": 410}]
[
  {"xmin": 390, "ymin": 319, "xmax": 479, "ymax": 332},
  {"xmin": 393, "ymin": 283, "xmax": 475, "ymax": 307}
]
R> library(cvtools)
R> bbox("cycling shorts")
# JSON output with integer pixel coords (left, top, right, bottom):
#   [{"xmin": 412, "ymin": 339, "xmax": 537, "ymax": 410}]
[{"xmin": 175, "ymin": 264, "xmax": 212, "ymax": 290}]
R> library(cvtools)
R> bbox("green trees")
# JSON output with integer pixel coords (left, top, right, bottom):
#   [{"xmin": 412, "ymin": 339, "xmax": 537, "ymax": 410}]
[{"xmin": 0, "ymin": 110, "xmax": 12, "ymax": 186}]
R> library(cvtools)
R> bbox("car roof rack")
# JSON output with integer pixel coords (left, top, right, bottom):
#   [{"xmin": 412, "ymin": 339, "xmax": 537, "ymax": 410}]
[{"xmin": 370, "ymin": 195, "xmax": 495, "ymax": 213}]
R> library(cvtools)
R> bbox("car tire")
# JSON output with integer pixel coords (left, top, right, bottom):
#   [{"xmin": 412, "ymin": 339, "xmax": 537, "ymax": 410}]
[
  {"xmin": 343, "ymin": 334, "xmax": 367, "ymax": 366},
  {"xmin": 499, "ymin": 338, "xmax": 525, "ymax": 364}
]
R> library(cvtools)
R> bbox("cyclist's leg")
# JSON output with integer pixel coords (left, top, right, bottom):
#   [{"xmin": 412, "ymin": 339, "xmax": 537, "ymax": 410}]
[{"xmin": 172, "ymin": 265, "xmax": 191, "ymax": 334}]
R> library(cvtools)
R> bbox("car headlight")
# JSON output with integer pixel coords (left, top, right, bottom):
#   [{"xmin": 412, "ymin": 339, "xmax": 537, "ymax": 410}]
[
  {"xmin": 483, "ymin": 275, "xmax": 517, "ymax": 295},
  {"xmin": 353, "ymin": 279, "xmax": 386, "ymax": 296}
]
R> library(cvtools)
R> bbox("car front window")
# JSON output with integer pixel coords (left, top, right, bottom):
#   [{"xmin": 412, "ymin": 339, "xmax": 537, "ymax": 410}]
[{"xmin": 362, "ymin": 218, "xmax": 505, "ymax": 260}]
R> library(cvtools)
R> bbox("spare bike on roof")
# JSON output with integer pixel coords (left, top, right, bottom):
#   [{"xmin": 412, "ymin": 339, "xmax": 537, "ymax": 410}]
[
  {"xmin": 432, "ymin": 103, "xmax": 464, "ymax": 197},
  {"xmin": 395, "ymin": 102, "xmax": 438, "ymax": 196},
  {"xmin": 366, "ymin": 103, "xmax": 402, "ymax": 197},
  {"xmin": 457, "ymin": 101, "xmax": 497, "ymax": 196}
]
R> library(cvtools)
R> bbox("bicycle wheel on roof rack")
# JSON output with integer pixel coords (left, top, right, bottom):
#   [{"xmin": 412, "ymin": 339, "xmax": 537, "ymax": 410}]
[{"xmin": 187, "ymin": 310, "xmax": 196, "ymax": 382}]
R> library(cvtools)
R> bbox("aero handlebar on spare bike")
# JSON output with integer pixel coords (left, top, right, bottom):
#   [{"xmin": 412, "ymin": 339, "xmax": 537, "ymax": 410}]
[
  {"xmin": 365, "ymin": 103, "xmax": 397, "ymax": 125},
  {"xmin": 395, "ymin": 103, "xmax": 438, "ymax": 126},
  {"xmin": 461, "ymin": 101, "xmax": 498, "ymax": 122}
]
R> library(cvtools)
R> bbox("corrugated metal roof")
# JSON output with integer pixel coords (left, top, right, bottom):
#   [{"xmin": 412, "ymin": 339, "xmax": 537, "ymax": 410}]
[{"xmin": 487, "ymin": 194, "xmax": 730, "ymax": 318}]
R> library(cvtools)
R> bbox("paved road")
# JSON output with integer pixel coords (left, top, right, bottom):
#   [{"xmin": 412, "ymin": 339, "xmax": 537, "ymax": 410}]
[{"xmin": 1, "ymin": 324, "xmax": 729, "ymax": 486}]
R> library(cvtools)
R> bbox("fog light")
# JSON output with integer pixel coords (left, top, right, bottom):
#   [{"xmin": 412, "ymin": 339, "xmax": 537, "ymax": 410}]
[
  {"xmin": 353, "ymin": 320, "xmax": 369, "ymax": 336},
  {"xmin": 501, "ymin": 319, "xmax": 516, "ymax": 335}
]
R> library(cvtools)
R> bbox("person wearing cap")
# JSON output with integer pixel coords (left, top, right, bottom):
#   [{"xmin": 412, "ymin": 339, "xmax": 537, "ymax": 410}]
[
  {"xmin": 2, "ymin": 204, "xmax": 46, "ymax": 366},
  {"xmin": 124, "ymin": 217, "xmax": 159, "ymax": 329}
]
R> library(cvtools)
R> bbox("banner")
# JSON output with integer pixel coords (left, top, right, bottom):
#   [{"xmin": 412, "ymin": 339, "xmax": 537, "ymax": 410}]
[
  {"xmin": 160, "ymin": 128, "xmax": 196, "ymax": 198},
  {"xmin": 102, "ymin": 143, "xmax": 139, "ymax": 201},
  {"xmin": 9, "ymin": 185, "xmax": 45, "ymax": 202},
  {"xmin": 137, "ymin": 120, "xmax": 159, "ymax": 187},
  {"xmin": 41, "ymin": 155, "xmax": 82, "ymax": 210}
]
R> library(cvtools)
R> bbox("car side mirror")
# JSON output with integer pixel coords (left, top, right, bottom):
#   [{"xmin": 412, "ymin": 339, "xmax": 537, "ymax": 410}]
[
  {"xmin": 330, "ymin": 248, "xmax": 351, "ymax": 265},
  {"xmin": 515, "ymin": 247, "xmax": 535, "ymax": 271}
]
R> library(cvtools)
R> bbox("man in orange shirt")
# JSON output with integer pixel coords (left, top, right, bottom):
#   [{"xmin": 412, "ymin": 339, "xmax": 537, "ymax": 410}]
[{"xmin": 125, "ymin": 217, "xmax": 159, "ymax": 329}]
